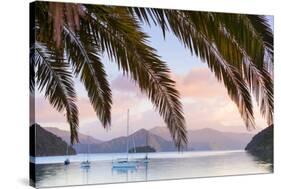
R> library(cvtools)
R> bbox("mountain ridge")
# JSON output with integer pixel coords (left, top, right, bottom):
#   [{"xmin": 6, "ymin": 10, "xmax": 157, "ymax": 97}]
[
  {"xmin": 30, "ymin": 124, "xmax": 76, "ymax": 157},
  {"xmin": 44, "ymin": 127, "xmax": 103, "ymax": 144},
  {"xmin": 45, "ymin": 126, "xmax": 254, "ymax": 153},
  {"xmin": 245, "ymin": 125, "xmax": 273, "ymax": 163}
]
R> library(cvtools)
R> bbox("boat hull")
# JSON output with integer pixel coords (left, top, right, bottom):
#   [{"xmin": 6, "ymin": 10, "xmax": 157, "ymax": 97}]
[
  {"xmin": 81, "ymin": 161, "xmax": 91, "ymax": 168},
  {"xmin": 112, "ymin": 161, "xmax": 137, "ymax": 168}
]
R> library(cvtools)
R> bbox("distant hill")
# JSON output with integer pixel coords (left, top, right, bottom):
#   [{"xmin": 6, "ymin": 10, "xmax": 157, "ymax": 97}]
[
  {"xmin": 30, "ymin": 124, "xmax": 76, "ymax": 157},
  {"xmin": 246, "ymin": 125, "xmax": 273, "ymax": 163},
  {"xmin": 74, "ymin": 129, "xmax": 177, "ymax": 153},
  {"xmin": 150, "ymin": 127, "xmax": 253, "ymax": 151},
  {"xmin": 43, "ymin": 126, "xmax": 254, "ymax": 153},
  {"xmin": 149, "ymin": 127, "xmax": 173, "ymax": 141},
  {"xmin": 44, "ymin": 127, "xmax": 103, "ymax": 144},
  {"xmin": 72, "ymin": 127, "xmax": 253, "ymax": 153}
]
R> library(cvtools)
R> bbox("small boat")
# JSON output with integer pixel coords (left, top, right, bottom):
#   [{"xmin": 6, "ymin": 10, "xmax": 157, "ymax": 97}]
[
  {"xmin": 64, "ymin": 158, "xmax": 70, "ymax": 165},
  {"xmin": 64, "ymin": 144, "xmax": 70, "ymax": 165},
  {"xmin": 141, "ymin": 131, "xmax": 150, "ymax": 163},
  {"xmin": 112, "ymin": 158, "xmax": 137, "ymax": 168},
  {"xmin": 81, "ymin": 137, "xmax": 91, "ymax": 168},
  {"xmin": 81, "ymin": 160, "xmax": 91, "ymax": 168},
  {"xmin": 112, "ymin": 109, "xmax": 137, "ymax": 169},
  {"xmin": 142, "ymin": 156, "xmax": 149, "ymax": 163}
]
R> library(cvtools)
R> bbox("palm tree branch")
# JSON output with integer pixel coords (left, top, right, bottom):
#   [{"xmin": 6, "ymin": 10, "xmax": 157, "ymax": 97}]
[
  {"xmin": 211, "ymin": 14, "xmax": 273, "ymax": 71},
  {"xmin": 63, "ymin": 24, "xmax": 112, "ymax": 127},
  {"xmin": 34, "ymin": 42, "xmax": 79, "ymax": 143},
  {"xmin": 85, "ymin": 5, "xmax": 187, "ymax": 149},
  {"xmin": 138, "ymin": 9, "xmax": 255, "ymax": 129},
  {"xmin": 179, "ymin": 11, "xmax": 255, "ymax": 128},
  {"xmin": 217, "ymin": 23, "xmax": 273, "ymax": 125},
  {"xmin": 186, "ymin": 13, "xmax": 273, "ymax": 125},
  {"xmin": 30, "ymin": 47, "xmax": 36, "ymax": 92},
  {"xmin": 246, "ymin": 15, "xmax": 273, "ymax": 57}
]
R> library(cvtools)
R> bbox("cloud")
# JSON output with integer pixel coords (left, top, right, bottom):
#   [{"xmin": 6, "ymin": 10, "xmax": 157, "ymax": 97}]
[
  {"xmin": 111, "ymin": 75, "xmax": 138, "ymax": 92},
  {"xmin": 34, "ymin": 79, "xmax": 150, "ymax": 130},
  {"xmin": 174, "ymin": 67, "xmax": 227, "ymax": 99},
  {"xmin": 35, "ymin": 96, "xmax": 98, "ymax": 124},
  {"xmin": 35, "ymin": 97, "xmax": 66, "ymax": 123}
]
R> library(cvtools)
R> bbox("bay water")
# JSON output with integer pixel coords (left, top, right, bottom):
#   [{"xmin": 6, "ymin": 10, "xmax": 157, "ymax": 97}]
[{"xmin": 33, "ymin": 150, "xmax": 272, "ymax": 188}]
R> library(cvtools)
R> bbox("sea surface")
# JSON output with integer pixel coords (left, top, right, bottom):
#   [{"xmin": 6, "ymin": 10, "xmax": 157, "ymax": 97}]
[{"xmin": 32, "ymin": 150, "xmax": 272, "ymax": 188}]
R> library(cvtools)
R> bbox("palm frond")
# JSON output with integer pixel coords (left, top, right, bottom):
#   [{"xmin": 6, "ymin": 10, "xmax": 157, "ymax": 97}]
[
  {"xmin": 34, "ymin": 42, "xmax": 79, "ymax": 143},
  {"xmin": 182, "ymin": 16, "xmax": 256, "ymax": 128},
  {"xmin": 130, "ymin": 8, "xmax": 255, "ymax": 129},
  {"xmin": 185, "ymin": 13, "xmax": 273, "ymax": 125},
  {"xmin": 85, "ymin": 5, "xmax": 187, "ymax": 149},
  {"xmin": 186, "ymin": 13, "xmax": 273, "ymax": 125},
  {"xmin": 30, "ymin": 48, "xmax": 35, "ymax": 92},
  {"xmin": 35, "ymin": 2, "xmax": 112, "ymax": 130},
  {"xmin": 30, "ymin": 16, "xmax": 36, "ymax": 93},
  {"xmin": 63, "ymin": 24, "xmax": 112, "ymax": 128},
  {"xmin": 247, "ymin": 15, "xmax": 273, "ymax": 59},
  {"xmin": 259, "ymin": 68, "xmax": 273, "ymax": 125}
]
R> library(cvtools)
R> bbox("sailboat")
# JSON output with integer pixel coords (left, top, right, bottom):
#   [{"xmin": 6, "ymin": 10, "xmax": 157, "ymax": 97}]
[
  {"xmin": 112, "ymin": 109, "xmax": 137, "ymax": 169},
  {"xmin": 64, "ymin": 144, "xmax": 70, "ymax": 165},
  {"xmin": 142, "ymin": 131, "xmax": 150, "ymax": 163},
  {"xmin": 81, "ymin": 137, "xmax": 91, "ymax": 168}
]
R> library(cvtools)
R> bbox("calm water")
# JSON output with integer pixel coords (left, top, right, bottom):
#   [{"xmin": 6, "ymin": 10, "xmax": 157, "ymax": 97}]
[{"xmin": 33, "ymin": 150, "xmax": 272, "ymax": 188}]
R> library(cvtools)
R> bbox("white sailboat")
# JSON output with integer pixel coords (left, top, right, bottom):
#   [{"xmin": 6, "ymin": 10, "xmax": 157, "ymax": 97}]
[
  {"xmin": 81, "ymin": 137, "xmax": 91, "ymax": 168},
  {"xmin": 112, "ymin": 109, "xmax": 137, "ymax": 169},
  {"xmin": 142, "ymin": 131, "xmax": 149, "ymax": 163},
  {"xmin": 64, "ymin": 144, "xmax": 70, "ymax": 165}
]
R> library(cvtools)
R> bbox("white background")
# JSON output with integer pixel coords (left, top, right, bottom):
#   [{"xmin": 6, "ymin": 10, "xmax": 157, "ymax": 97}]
[{"xmin": 0, "ymin": 0, "xmax": 280, "ymax": 188}]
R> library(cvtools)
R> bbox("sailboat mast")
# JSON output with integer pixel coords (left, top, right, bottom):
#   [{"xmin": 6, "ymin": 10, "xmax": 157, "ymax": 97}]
[
  {"xmin": 87, "ymin": 136, "xmax": 89, "ymax": 161},
  {"xmin": 146, "ymin": 131, "xmax": 148, "ymax": 158},
  {"xmin": 126, "ymin": 109, "xmax": 129, "ymax": 160}
]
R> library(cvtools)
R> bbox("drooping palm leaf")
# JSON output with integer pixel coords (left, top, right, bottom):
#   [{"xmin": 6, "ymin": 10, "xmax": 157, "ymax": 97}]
[
  {"xmin": 30, "ymin": 48, "xmax": 35, "ymax": 92},
  {"xmin": 85, "ymin": 5, "xmax": 187, "ymax": 148},
  {"xmin": 186, "ymin": 12, "xmax": 274, "ymax": 125},
  {"xmin": 130, "ymin": 8, "xmax": 274, "ymax": 128},
  {"xmin": 247, "ymin": 15, "xmax": 273, "ymax": 60},
  {"xmin": 33, "ymin": 3, "xmax": 187, "ymax": 149},
  {"xmin": 130, "ymin": 8, "xmax": 256, "ymax": 129},
  {"xmin": 35, "ymin": 2, "xmax": 112, "ymax": 141},
  {"xmin": 33, "ymin": 43, "xmax": 79, "ymax": 143},
  {"xmin": 63, "ymin": 24, "xmax": 112, "ymax": 128}
]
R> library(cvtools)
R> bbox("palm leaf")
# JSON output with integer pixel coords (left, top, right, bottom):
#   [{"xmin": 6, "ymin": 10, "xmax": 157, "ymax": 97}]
[
  {"xmin": 130, "ymin": 8, "xmax": 256, "ymax": 129},
  {"xmin": 186, "ymin": 13, "xmax": 273, "ymax": 125},
  {"xmin": 63, "ymin": 24, "xmax": 112, "ymax": 128},
  {"xmin": 247, "ymin": 15, "xmax": 273, "ymax": 60},
  {"xmin": 34, "ymin": 42, "xmax": 79, "ymax": 144},
  {"xmin": 85, "ymin": 5, "xmax": 187, "ymax": 149},
  {"xmin": 30, "ymin": 48, "xmax": 35, "ymax": 92}
]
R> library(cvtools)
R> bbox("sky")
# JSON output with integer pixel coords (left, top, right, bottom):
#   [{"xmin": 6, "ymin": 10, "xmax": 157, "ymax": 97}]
[{"xmin": 34, "ymin": 15, "xmax": 273, "ymax": 141}]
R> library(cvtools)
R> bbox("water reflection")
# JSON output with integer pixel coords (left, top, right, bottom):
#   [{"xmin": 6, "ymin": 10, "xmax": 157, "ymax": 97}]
[
  {"xmin": 36, "ymin": 164, "xmax": 62, "ymax": 182},
  {"xmin": 81, "ymin": 165, "xmax": 90, "ymax": 185},
  {"xmin": 35, "ymin": 151, "xmax": 272, "ymax": 188},
  {"xmin": 112, "ymin": 167, "xmax": 137, "ymax": 174},
  {"xmin": 245, "ymin": 151, "xmax": 273, "ymax": 172}
]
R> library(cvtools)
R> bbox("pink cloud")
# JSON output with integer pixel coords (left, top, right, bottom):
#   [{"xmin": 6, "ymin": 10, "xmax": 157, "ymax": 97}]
[
  {"xmin": 34, "ymin": 86, "xmax": 147, "ymax": 126},
  {"xmin": 35, "ymin": 97, "xmax": 65, "ymax": 123},
  {"xmin": 35, "ymin": 96, "xmax": 97, "ymax": 123},
  {"xmin": 173, "ymin": 67, "xmax": 227, "ymax": 99}
]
